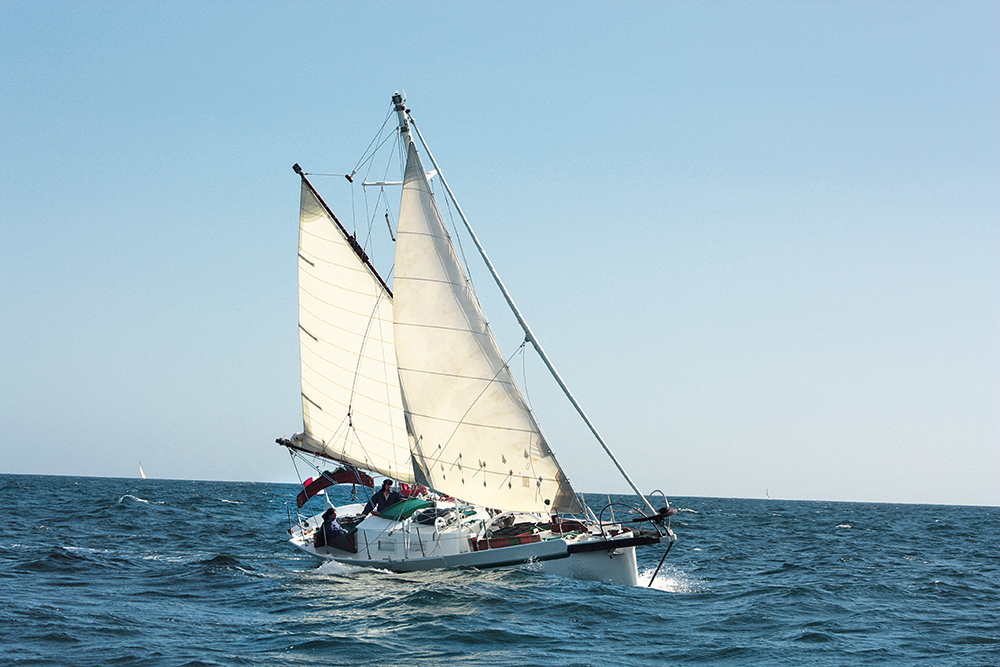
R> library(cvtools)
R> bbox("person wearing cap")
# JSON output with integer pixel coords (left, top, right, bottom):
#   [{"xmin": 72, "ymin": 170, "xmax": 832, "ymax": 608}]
[{"xmin": 362, "ymin": 479, "xmax": 403, "ymax": 517}]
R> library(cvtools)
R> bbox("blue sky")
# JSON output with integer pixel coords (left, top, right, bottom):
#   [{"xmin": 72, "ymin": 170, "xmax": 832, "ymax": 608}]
[{"xmin": 1, "ymin": 2, "xmax": 997, "ymax": 506}]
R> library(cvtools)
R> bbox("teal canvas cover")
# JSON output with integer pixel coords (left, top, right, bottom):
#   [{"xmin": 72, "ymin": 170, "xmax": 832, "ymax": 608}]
[{"xmin": 380, "ymin": 499, "xmax": 435, "ymax": 520}]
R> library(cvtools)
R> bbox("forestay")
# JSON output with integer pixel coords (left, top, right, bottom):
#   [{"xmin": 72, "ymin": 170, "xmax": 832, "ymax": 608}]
[{"xmin": 393, "ymin": 140, "xmax": 580, "ymax": 514}]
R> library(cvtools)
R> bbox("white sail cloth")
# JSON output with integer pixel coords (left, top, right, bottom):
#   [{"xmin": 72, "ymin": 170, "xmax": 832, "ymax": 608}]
[
  {"xmin": 295, "ymin": 181, "xmax": 415, "ymax": 483},
  {"xmin": 393, "ymin": 140, "xmax": 580, "ymax": 513}
]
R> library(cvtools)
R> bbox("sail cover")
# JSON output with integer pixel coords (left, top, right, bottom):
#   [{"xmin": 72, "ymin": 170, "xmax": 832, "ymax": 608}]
[
  {"xmin": 393, "ymin": 140, "xmax": 580, "ymax": 513},
  {"xmin": 295, "ymin": 179, "xmax": 415, "ymax": 483}
]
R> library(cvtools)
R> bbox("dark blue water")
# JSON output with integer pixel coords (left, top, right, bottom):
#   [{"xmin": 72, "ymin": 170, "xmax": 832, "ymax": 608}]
[{"xmin": 1, "ymin": 474, "xmax": 997, "ymax": 666}]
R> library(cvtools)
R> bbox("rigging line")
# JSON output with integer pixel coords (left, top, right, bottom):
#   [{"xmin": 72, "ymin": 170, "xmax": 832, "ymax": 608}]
[
  {"xmin": 439, "ymin": 177, "xmax": 485, "ymax": 311},
  {"xmin": 366, "ymin": 187, "xmax": 384, "ymax": 239},
  {"xmin": 330, "ymin": 413, "xmax": 354, "ymax": 452},
  {"xmin": 361, "ymin": 170, "xmax": 370, "ymax": 242},
  {"xmin": 359, "ymin": 130, "xmax": 399, "ymax": 236},
  {"xmin": 357, "ymin": 135, "xmax": 390, "ymax": 242},
  {"xmin": 362, "ymin": 133, "xmax": 402, "ymax": 253},
  {"xmin": 509, "ymin": 343, "xmax": 560, "ymax": 503},
  {"xmin": 349, "ymin": 104, "xmax": 395, "ymax": 177},
  {"xmin": 361, "ymin": 133, "xmax": 392, "ymax": 240},
  {"xmin": 291, "ymin": 450, "xmax": 323, "ymax": 481},
  {"xmin": 327, "ymin": 413, "xmax": 384, "ymax": 480},
  {"xmin": 343, "ymin": 291, "xmax": 410, "ymax": 475},
  {"xmin": 364, "ymin": 185, "xmax": 391, "ymax": 253},
  {"xmin": 519, "ymin": 338, "xmax": 533, "ymax": 412},
  {"xmin": 368, "ymin": 289, "xmax": 411, "ymax": 459},
  {"xmin": 289, "ymin": 448, "xmax": 307, "ymax": 485},
  {"xmin": 363, "ymin": 131, "xmax": 399, "ymax": 183},
  {"xmin": 377, "ymin": 135, "xmax": 401, "ymax": 245},
  {"xmin": 419, "ymin": 340, "xmax": 532, "ymax": 470},
  {"xmin": 363, "ymin": 192, "xmax": 378, "ymax": 255},
  {"xmin": 348, "ymin": 294, "xmax": 391, "ymax": 408},
  {"xmin": 344, "ymin": 424, "xmax": 380, "ymax": 477},
  {"xmin": 350, "ymin": 174, "xmax": 357, "ymax": 236},
  {"xmin": 421, "ymin": 156, "xmax": 484, "ymax": 316}
]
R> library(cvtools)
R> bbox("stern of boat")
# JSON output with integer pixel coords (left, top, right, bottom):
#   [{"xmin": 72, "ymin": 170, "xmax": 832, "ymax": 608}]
[{"xmin": 537, "ymin": 530, "xmax": 660, "ymax": 586}]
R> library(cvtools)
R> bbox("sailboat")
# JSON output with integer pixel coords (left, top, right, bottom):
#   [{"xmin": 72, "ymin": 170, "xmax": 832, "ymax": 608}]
[
  {"xmin": 277, "ymin": 93, "xmax": 676, "ymax": 586},
  {"xmin": 139, "ymin": 462, "xmax": 147, "ymax": 480}
]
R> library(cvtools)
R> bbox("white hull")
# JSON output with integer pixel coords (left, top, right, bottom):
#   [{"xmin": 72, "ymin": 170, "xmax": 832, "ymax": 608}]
[
  {"xmin": 305, "ymin": 537, "xmax": 570, "ymax": 572},
  {"xmin": 538, "ymin": 544, "xmax": 640, "ymax": 587},
  {"xmin": 290, "ymin": 501, "xmax": 655, "ymax": 586}
]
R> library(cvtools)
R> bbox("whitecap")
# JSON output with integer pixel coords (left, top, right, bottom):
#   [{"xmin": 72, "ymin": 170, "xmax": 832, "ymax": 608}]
[{"xmin": 118, "ymin": 494, "xmax": 168, "ymax": 506}]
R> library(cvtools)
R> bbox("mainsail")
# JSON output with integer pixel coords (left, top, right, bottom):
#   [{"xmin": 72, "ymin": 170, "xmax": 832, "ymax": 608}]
[
  {"xmin": 392, "ymin": 137, "xmax": 580, "ymax": 513},
  {"xmin": 294, "ymin": 176, "xmax": 415, "ymax": 483}
]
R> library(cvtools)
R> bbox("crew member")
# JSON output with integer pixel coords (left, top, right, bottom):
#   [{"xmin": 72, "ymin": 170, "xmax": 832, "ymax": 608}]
[
  {"xmin": 363, "ymin": 479, "xmax": 403, "ymax": 516},
  {"xmin": 315, "ymin": 507, "xmax": 347, "ymax": 548}
]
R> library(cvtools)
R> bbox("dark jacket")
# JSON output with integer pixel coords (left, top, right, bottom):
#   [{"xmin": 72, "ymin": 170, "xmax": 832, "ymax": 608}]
[{"xmin": 364, "ymin": 489, "xmax": 403, "ymax": 514}]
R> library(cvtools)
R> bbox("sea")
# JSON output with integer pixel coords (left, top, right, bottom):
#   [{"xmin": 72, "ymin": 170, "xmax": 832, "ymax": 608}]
[{"xmin": 1, "ymin": 474, "xmax": 997, "ymax": 666}]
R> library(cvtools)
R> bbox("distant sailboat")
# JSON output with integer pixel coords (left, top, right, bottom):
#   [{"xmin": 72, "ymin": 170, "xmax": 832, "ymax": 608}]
[
  {"xmin": 139, "ymin": 462, "xmax": 148, "ymax": 480},
  {"xmin": 766, "ymin": 488, "xmax": 771, "ymax": 499}
]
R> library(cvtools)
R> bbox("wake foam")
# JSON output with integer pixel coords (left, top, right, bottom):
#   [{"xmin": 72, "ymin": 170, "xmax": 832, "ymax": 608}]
[
  {"xmin": 315, "ymin": 559, "xmax": 357, "ymax": 576},
  {"xmin": 637, "ymin": 566, "xmax": 705, "ymax": 593}
]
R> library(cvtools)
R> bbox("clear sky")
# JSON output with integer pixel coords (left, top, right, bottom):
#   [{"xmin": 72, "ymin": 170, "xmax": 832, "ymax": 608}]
[{"xmin": 1, "ymin": 2, "xmax": 997, "ymax": 506}]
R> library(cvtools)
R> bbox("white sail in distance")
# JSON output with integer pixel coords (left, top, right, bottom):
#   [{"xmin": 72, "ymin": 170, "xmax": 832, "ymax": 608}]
[
  {"xmin": 393, "ymin": 139, "xmax": 580, "ymax": 513},
  {"xmin": 294, "ymin": 179, "xmax": 415, "ymax": 483}
]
